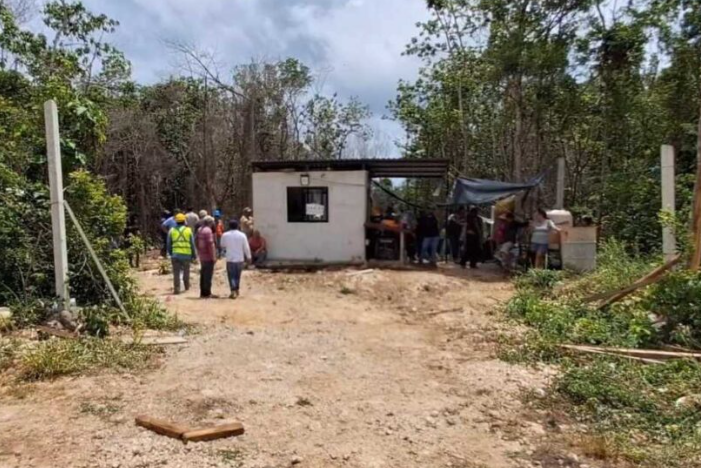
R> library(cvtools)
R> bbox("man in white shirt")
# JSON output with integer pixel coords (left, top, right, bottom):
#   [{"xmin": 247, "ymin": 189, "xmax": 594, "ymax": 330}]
[{"xmin": 220, "ymin": 219, "xmax": 252, "ymax": 299}]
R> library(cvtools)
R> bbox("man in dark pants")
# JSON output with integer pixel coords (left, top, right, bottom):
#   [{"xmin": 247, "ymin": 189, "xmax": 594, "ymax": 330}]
[
  {"xmin": 196, "ymin": 216, "xmax": 217, "ymax": 298},
  {"xmin": 461, "ymin": 207, "xmax": 483, "ymax": 269},
  {"xmin": 166, "ymin": 213, "xmax": 196, "ymax": 294},
  {"xmin": 220, "ymin": 219, "xmax": 252, "ymax": 299},
  {"xmin": 447, "ymin": 207, "xmax": 466, "ymax": 263}
]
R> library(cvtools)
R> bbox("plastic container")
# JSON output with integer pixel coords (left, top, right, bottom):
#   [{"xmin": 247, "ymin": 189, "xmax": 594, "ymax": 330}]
[{"xmin": 561, "ymin": 226, "xmax": 597, "ymax": 272}]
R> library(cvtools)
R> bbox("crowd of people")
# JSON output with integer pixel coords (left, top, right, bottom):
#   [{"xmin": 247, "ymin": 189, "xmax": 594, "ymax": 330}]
[
  {"xmin": 159, "ymin": 207, "xmax": 268, "ymax": 299},
  {"xmin": 382, "ymin": 205, "xmax": 562, "ymax": 272}
]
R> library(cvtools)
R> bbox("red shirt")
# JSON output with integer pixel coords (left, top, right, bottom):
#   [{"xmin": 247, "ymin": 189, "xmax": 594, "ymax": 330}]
[
  {"xmin": 248, "ymin": 236, "xmax": 266, "ymax": 253},
  {"xmin": 196, "ymin": 226, "xmax": 216, "ymax": 262}
]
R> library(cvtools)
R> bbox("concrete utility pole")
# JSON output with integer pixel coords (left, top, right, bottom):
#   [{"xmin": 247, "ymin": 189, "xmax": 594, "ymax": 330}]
[
  {"xmin": 45, "ymin": 100, "xmax": 70, "ymax": 310},
  {"xmin": 661, "ymin": 145, "xmax": 677, "ymax": 263},
  {"xmin": 555, "ymin": 157, "xmax": 566, "ymax": 210}
]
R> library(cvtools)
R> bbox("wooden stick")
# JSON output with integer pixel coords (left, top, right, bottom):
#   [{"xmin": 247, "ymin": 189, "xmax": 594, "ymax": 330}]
[
  {"xmin": 559, "ymin": 345, "xmax": 664, "ymax": 364},
  {"xmin": 562, "ymin": 344, "xmax": 701, "ymax": 361},
  {"xmin": 135, "ymin": 416, "xmax": 189, "ymax": 440},
  {"xmin": 182, "ymin": 422, "xmax": 245, "ymax": 442},
  {"xmin": 583, "ymin": 255, "xmax": 681, "ymax": 308}
]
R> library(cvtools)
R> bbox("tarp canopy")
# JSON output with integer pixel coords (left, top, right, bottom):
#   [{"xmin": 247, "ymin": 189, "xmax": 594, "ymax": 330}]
[{"xmin": 446, "ymin": 173, "xmax": 546, "ymax": 206}]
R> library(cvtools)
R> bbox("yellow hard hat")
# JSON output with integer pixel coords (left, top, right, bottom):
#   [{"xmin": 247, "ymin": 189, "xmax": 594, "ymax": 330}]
[{"xmin": 175, "ymin": 213, "xmax": 186, "ymax": 223}]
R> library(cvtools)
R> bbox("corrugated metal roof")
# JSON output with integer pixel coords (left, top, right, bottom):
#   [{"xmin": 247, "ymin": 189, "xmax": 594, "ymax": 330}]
[{"xmin": 251, "ymin": 158, "xmax": 450, "ymax": 179}]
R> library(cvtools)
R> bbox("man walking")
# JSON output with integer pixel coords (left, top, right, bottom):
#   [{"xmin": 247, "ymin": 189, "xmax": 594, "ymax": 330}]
[
  {"xmin": 196, "ymin": 216, "xmax": 217, "ymax": 298},
  {"xmin": 185, "ymin": 207, "xmax": 200, "ymax": 230},
  {"xmin": 167, "ymin": 213, "xmax": 197, "ymax": 294},
  {"xmin": 220, "ymin": 219, "xmax": 251, "ymax": 299}
]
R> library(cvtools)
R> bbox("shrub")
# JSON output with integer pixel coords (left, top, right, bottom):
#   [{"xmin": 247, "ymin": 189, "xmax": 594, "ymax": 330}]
[{"xmin": 645, "ymin": 270, "xmax": 701, "ymax": 348}]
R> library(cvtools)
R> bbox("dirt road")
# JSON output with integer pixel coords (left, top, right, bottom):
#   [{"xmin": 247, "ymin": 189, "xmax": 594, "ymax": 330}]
[{"xmin": 0, "ymin": 263, "xmax": 554, "ymax": 468}]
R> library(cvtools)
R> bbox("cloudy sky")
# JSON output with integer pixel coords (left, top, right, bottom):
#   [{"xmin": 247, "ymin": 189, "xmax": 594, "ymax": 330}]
[{"xmin": 79, "ymin": 0, "xmax": 431, "ymax": 155}]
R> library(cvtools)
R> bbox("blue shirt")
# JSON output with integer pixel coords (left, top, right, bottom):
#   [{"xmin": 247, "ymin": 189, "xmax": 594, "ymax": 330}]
[{"xmin": 162, "ymin": 217, "xmax": 177, "ymax": 230}]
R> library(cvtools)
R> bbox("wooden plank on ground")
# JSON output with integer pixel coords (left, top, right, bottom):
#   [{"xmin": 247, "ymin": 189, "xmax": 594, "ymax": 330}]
[
  {"xmin": 182, "ymin": 422, "xmax": 245, "ymax": 442},
  {"xmin": 122, "ymin": 336, "xmax": 188, "ymax": 346},
  {"xmin": 36, "ymin": 325, "xmax": 78, "ymax": 339},
  {"xmin": 135, "ymin": 416, "xmax": 189, "ymax": 440},
  {"xmin": 559, "ymin": 345, "xmax": 664, "ymax": 364},
  {"xmin": 346, "ymin": 269, "xmax": 375, "ymax": 277},
  {"xmin": 561, "ymin": 344, "xmax": 701, "ymax": 361}
]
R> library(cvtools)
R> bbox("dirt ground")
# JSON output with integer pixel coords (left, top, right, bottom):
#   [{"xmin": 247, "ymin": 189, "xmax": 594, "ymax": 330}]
[{"xmin": 0, "ymin": 260, "xmax": 580, "ymax": 468}]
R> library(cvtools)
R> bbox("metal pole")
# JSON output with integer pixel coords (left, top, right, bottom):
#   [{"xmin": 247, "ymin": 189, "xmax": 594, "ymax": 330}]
[
  {"xmin": 64, "ymin": 201, "xmax": 129, "ymax": 320},
  {"xmin": 45, "ymin": 100, "xmax": 70, "ymax": 310},
  {"xmin": 556, "ymin": 157, "xmax": 565, "ymax": 210},
  {"xmin": 661, "ymin": 145, "xmax": 677, "ymax": 263}
]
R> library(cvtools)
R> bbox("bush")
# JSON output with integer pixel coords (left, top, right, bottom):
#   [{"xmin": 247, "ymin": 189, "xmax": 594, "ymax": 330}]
[
  {"xmin": 503, "ymin": 240, "xmax": 701, "ymax": 466},
  {"xmin": 645, "ymin": 270, "xmax": 701, "ymax": 348},
  {"xmin": 1, "ymin": 170, "xmax": 179, "ymax": 334}
]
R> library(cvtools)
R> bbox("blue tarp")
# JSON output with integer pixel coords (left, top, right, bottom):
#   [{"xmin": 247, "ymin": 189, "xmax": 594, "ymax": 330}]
[{"xmin": 447, "ymin": 173, "xmax": 546, "ymax": 206}]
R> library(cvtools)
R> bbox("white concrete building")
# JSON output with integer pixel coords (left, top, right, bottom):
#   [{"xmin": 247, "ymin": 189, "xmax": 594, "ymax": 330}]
[
  {"xmin": 251, "ymin": 159, "xmax": 449, "ymax": 265},
  {"xmin": 253, "ymin": 170, "xmax": 368, "ymax": 263}
]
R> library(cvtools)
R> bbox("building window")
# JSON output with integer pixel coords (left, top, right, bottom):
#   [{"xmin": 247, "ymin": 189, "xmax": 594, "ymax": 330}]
[{"xmin": 287, "ymin": 187, "xmax": 329, "ymax": 223}]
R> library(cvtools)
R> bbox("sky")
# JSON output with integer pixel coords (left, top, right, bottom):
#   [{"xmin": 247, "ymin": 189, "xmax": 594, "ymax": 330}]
[{"xmin": 78, "ymin": 0, "xmax": 431, "ymax": 156}]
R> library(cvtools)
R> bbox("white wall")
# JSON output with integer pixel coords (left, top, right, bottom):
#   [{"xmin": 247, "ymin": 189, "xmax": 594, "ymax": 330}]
[{"xmin": 252, "ymin": 170, "xmax": 368, "ymax": 263}]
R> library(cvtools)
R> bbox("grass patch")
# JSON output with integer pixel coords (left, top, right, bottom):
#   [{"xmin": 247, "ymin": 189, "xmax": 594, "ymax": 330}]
[
  {"xmin": 339, "ymin": 285, "xmax": 355, "ymax": 295},
  {"xmin": 0, "ymin": 338, "xmax": 22, "ymax": 372},
  {"xmin": 20, "ymin": 338, "xmax": 155, "ymax": 381},
  {"xmin": 217, "ymin": 448, "xmax": 245, "ymax": 467},
  {"xmin": 501, "ymin": 240, "xmax": 701, "ymax": 466}
]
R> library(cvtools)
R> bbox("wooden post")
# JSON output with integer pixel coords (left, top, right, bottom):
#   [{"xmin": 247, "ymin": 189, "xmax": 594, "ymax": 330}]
[
  {"xmin": 556, "ymin": 157, "xmax": 565, "ymax": 210},
  {"xmin": 661, "ymin": 145, "xmax": 677, "ymax": 263},
  {"xmin": 45, "ymin": 100, "xmax": 70, "ymax": 310},
  {"xmin": 400, "ymin": 230, "xmax": 406, "ymax": 264}
]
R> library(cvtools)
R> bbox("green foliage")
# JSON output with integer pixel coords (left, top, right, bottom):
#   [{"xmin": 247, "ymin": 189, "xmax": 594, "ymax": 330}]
[
  {"xmin": 20, "ymin": 338, "xmax": 153, "ymax": 381},
  {"xmin": 557, "ymin": 358, "xmax": 701, "ymax": 467},
  {"xmin": 514, "ymin": 269, "xmax": 565, "ymax": 293},
  {"xmin": 504, "ymin": 240, "xmax": 701, "ymax": 465},
  {"xmin": 396, "ymin": 0, "xmax": 701, "ymax": 254},
  {"xmin": 645, "ymin": 270, "xmax": 701, "ymax": 348}
]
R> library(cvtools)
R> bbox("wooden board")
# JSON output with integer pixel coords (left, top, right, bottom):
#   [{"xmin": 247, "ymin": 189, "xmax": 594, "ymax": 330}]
[
  {"xmin": 36, "ymin": 325, "xmax": 78, "ymax": 339},
  {"xmin": 122, "ymin": 336, "xmax": 188, "ymax": 346},
  {"xmin": 561, "ymin": 344, "xmax": 701, "ymax": 361},
  {"xmin": 559, "ymin": 345, "xmax": 664, "ymax": 364},
  {"xmin": 182, "ymin": 422, "xmax": 245, "ymax": 442},
  {"xmin": 135, "ymin": 416, "xmax": 189, "ymax": 440}
]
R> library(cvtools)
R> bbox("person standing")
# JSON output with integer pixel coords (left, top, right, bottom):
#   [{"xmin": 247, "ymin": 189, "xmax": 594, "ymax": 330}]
[
  {"xmin": 461, "ymin": 207, "xmax": 483, "ymax": 269},
  {"xmin": 248, "ymin": 230, "xmax": 268, "ymax": 266},
  {"xmin": 530, "ymin": 208, "xmax": 560, "ymax": 269},
  {"xmin": 185, "ymin": 207, "xmax": 200, "ymax": 231},
  {"xmin": 160, "ymin": 210, "xmax": 174, "ymax": 258},
  {"xmin": 220, "ymin": 219, "xmax": 251, "ymax": 299},
  {"xmin": 418, "ymin": 211, "xmax": 440, "ymax": 265},
  {"xmin": 167, "ymin": 213, "xmax": 196, "ymax": 294},
  {"xmin": 447, "ymin": 207, "xmax": 466, "ymax": 263},
  {"xmin": 240, "ymin": 207, "xmax": 254, "ymax": 238},
  {"xmin": 195, "ymin": 210, "xmax": 208, "ymax": 234},
  {"xmin": 196, "ymin": 216, "xmax": 217, "ymax": 298},
  {"xmin": 214, "ymin": 210, "xmax": 224, "ymax": 257}
]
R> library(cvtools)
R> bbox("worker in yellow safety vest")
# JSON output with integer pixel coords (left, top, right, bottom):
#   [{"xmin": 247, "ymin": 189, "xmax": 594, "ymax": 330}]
[{"xmin": 166, "ymin": 213, "xmax": 197, "ymax": 294}]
